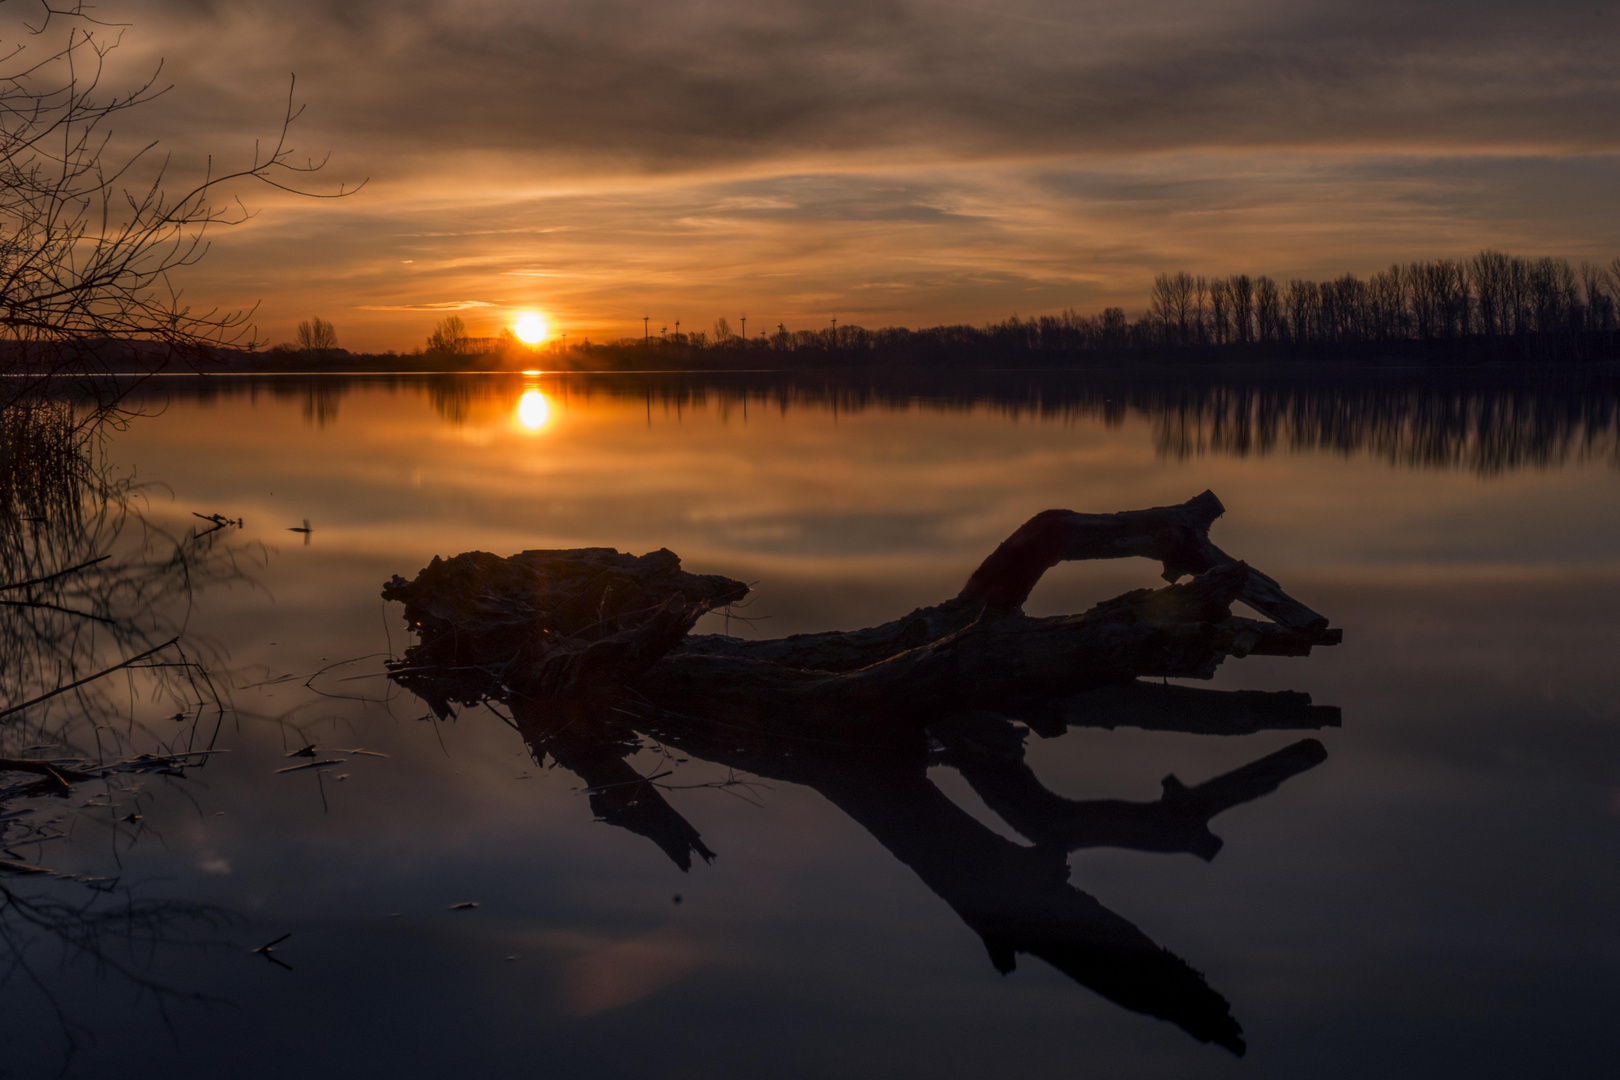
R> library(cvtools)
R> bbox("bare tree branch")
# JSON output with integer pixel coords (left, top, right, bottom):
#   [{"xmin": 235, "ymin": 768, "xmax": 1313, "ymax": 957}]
[{"xmin": 0, "ymin": 3, "xmax": 362, "ymax": 390}]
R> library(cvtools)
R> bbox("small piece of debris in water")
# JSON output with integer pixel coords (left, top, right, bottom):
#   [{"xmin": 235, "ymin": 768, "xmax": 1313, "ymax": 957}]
[
  {"xmin": 252, "ymin": 933, "xmax": 293, "ymax": 969},
  {"xmin": 449, "ymin": 901, "xmax": 478, "ymax": 911},
  {"xmin": 672, "ymin": 894, "xmax": 682, "ymax": 905},
  {"xmin": 504, "ymin": 954, "xmax": 519, "ymax": 962},
  {"xmin": 275, "ymin": 758, "xmax": 346, "ymax": 774}
]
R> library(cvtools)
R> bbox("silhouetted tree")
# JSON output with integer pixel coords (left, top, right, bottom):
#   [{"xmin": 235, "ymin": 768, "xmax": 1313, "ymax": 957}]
[
  {"xmin": 1150, "ymin": 272, "xmax": 1198, "ymax": 345},
  {"xmin": 1229, "ymin": 275, "xmax": 1255, "ymax": 345},
  {"xmin": 1193, "ymin": 276, "xmax": 1209, "ymax": 344},
  {"xmin": 1471, "ymin": 251, "xmax": 1510, "ymax": 337},
  {"xmin": 294, "ymin": 317, "xmax": 336, "ymax": 362},
  {"xmin": 426, "ymin": 315, "xmax": 469, "ymax": 357},
  {"xmin": 1209, "ymin": 279, "xmax": 1232, "ymax": 346},
  {"xmin": 1579, "ymin": 262, "xmax": 1610, "ymax": 332},
  {"xmin": 1370, "ymin": 266, "xmax": 1406, "ymax": 341},
  {"xmin": 1283, "ymin": 279, "xmax": 1313, "ymax": 345},
  {"xmin": 1100, "ymin": 307, "xmax": 1129, "ymax": 350},
  {"xmin": 1255, "ymin": 277, "xmax": 1281, "ymax": 344}
]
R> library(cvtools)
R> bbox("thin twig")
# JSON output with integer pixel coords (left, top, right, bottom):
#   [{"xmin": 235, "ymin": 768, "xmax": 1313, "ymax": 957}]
[
  {"xmin": 0, "ymin": 637, "xmax": 179, "ymax": 720},
  {"xmin": 0, "ymin": 554, "xmax": 110, "ymax": 593}
]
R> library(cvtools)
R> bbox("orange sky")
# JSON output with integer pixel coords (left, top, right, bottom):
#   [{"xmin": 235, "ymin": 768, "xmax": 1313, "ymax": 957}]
[{"xmin": 44, "ymin": 0, "xmax": 1620, "ymax": 351}]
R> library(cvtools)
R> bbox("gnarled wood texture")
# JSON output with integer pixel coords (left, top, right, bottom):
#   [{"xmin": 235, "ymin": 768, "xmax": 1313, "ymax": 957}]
[{"xmin": 383, "ymin": 491, "xmax": 1339, "ymax": 743}]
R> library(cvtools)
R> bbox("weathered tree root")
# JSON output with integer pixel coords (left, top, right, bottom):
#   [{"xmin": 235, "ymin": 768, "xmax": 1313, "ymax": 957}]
[{"xmin": 384, "ymin": 490, "xmax": 1339, "ymax": 747}]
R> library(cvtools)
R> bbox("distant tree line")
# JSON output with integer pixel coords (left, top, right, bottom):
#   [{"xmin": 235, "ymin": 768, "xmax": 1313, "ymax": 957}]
[
  {"xmin": 577, "ymin": 251, "xmax": 1620, "ymax": 367},
  {"xmin": 266, "ymin": 314, "xmax": 477, "ymax": 369},
  {"xmin": 1133, "ymin": 253, "xmax": 1620, "ymax": 359},
  {"xmin": 249, "ymin": 251, "xmax": 1620, "ymax": 373}
]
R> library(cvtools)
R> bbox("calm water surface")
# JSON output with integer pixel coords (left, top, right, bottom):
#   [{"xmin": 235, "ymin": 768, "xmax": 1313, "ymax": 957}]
[{"xmin": 4, "ymin": 370, "xmax": 1619, "ymax": 1078}]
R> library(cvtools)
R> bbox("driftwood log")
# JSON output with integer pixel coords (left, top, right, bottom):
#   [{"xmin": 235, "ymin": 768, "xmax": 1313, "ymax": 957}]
[
  {"xmin": 382, "ymin": 491, "xmax": 1343, "ymax": 1055},
  {"xmin": 383, "ymin": 489, "xmax": 1339, "ymax": 745}
]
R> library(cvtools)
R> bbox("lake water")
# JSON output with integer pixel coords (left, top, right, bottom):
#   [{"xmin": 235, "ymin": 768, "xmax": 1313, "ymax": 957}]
[{"xmin": 3, "ymin": 369, "xmax": 1619, "ymax": 1078}]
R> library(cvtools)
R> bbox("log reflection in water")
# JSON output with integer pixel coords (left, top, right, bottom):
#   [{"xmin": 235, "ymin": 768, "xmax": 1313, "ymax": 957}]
[{"xmin": 384, "ymin": 491, "xmax": 1345, "ymax": 1054}]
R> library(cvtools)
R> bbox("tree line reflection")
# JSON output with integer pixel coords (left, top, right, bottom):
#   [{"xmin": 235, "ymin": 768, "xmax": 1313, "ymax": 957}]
[{"xmin": 117, "ymin": 366, "xmax": 1620, "ymax": 476}]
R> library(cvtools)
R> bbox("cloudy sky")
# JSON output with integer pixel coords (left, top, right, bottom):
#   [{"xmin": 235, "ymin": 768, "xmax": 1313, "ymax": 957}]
[{"xmin": 37, "ymin": 0, "xmax": 1620, "ymax": 350}]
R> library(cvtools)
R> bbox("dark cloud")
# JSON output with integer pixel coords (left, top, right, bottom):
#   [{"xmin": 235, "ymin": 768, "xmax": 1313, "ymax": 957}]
[{"xmin": 133, "ymin": 0, "xmax": 1620, "ymax": 169}]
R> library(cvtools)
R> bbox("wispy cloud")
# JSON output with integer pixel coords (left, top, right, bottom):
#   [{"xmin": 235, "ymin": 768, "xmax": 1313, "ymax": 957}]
[{"xmin": 357, "ymin": 301, "xmax": 501, "ymax": 311}]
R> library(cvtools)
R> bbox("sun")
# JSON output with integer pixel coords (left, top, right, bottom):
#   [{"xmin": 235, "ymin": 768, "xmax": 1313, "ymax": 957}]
[{"xmin": 513, "ymin": 312, "xmax": 549, "ymax": 345}]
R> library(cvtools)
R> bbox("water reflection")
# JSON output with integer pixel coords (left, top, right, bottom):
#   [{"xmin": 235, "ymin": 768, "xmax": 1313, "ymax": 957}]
[
  {"xmin": 1, "ymin": 395, "xmax": 259, "ymax": 1052},
  {"xmin": 2, "ymin": 369, "xmax": 1614, "ymax": 1076},
  {"xmin": 382, "ymin": 493, "xmax": 1343, "ymax": 1054},
  {"xmin": 116, "ymin": 365, "xmax": 1620, "ymax": 475},
  {"xmin": 516, "ymin": 389, "xmax": 550, "ymax": 431},
  {"xmin": 1, "ymin": 398, "xmax": 256, "ymax": 750}
]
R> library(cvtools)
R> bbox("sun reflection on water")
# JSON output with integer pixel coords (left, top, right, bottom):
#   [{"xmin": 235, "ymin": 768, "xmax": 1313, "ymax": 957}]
[{"xmin": 516, "ymin": 389, "xmax": 550, "ymax": 431}]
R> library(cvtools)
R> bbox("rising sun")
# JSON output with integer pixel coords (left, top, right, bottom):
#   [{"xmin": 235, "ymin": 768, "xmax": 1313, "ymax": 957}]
[{"xmin": 513, "ymin": 312, "xmax": 549, "ymax": 345}]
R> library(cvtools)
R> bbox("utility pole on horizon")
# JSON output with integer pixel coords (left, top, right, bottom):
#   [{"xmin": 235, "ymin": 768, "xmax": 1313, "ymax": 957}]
[
  {"xmin": 643, "ymin": 315, "xmax": 649, "ymax": 345},
  {"xmin": 740, "ymin": 315, "xmax": 746, "ymax": 339}
]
